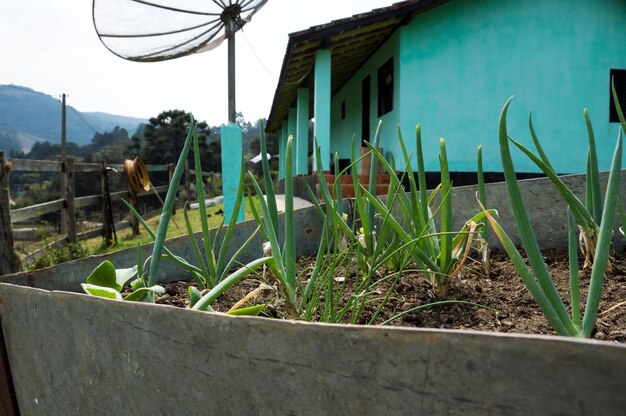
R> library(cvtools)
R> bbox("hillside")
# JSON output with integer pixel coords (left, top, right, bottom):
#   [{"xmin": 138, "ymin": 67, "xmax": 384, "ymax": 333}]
[{"xmin": 0, "ymin": 84, "xmax": 147, "ymax": 152}]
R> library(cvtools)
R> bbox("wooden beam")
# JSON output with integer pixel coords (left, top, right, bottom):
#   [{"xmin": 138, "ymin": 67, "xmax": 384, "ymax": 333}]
[
  {"xmin": 0, "ymin": 152, "xmax": 19, "ymax": 274},
  {"xmin": 10, "ymin": 199, "xmax": 64, "ymax": 224},
  {"xmin": 9, "ymin": 159, "xmax": 61, "ymax": 173}
]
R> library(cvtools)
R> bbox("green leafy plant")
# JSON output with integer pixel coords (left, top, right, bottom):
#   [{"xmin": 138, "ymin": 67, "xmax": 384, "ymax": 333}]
[
  {"xmin": 507, "ymin": 99, "xmax": 618, "ymax": 269},
  {"xmin": 476, "ymin": 145, "xmax": 490, "ymax": 276},
  {"xmin": 249, "ymin": 128, "xmax": 298, "ymax": 311},
  {"xmin": 249, "ymin": 124, "xmax": 337, "ymax": 316},
  {"xmin": 307, "ymin": 148, "xmax": 412, "ymax": 323},
  {"xmin": 181, "ymin": 121, "xmax": 261, "ymax": 291},
  {"xmin": 484, "ymin": 96, "xmax": 622, "ymax": 337},
  {"xmin": 362, "ymin": 125, "xmax": 491, "ymax": 297},
  {"xmin": 25, "ymin": 241, "xmax": 90, "ymax": 271},
  {"xmin": 81, "ymin": 258, "xmax": 163, "ymax": 301},
  {"xmin": 249, "ymin": 121, "xmax": 387, "ymax": 319},
  {"xmin": 83, "ymin": 119, "xmax": 270, "ymax": 314}
]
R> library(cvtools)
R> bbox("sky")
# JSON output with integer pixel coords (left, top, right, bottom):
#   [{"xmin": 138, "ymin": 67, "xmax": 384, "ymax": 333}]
[{"xmin": 0, "ymin": 0, "xmax": 394, "ymax": 127}]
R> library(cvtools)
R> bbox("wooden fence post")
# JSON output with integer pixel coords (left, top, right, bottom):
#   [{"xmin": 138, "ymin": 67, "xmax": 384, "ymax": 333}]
[
  {"xmin": 101, "ymin": 161, "xmax": 114, "ymax": 245},
  {"xmin": 0, "ymin": 152, "xmax": 19, "ymax": 274},
  {"xmin": 64, "ymin": 158, "xmax": 77, "ymax": 243},
  {"xmin": 0, "ymin": 324, "xmax": 19, "ymax": 416},
  {"xmin": 60, "ymin": 161, "xmax": 67, "ymax": 235}
]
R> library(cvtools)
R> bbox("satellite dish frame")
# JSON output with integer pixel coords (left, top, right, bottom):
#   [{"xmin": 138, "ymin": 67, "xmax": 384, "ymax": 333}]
[{"xmin": 92, "ymin": 0, "xmax": 269, "ymax": 222}]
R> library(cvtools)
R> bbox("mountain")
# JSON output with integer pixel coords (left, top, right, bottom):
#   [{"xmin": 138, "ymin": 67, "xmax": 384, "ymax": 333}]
[{"xmin": 0, "ymin": 84, "xmax": 147, "ymax": 153}]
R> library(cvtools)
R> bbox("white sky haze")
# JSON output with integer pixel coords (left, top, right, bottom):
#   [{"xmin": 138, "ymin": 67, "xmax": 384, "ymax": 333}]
[{"xmin": 0, "ymin": 0, "xmax": 393, "ymax": 126}]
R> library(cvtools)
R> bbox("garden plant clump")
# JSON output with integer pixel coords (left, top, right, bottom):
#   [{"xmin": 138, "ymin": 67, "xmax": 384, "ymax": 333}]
[{"xmin": 81, "ymin": 94, "xmax": 626, "ymax": 341}]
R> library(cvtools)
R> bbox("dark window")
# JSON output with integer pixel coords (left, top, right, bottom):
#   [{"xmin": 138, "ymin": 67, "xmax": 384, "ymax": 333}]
[
  {"xmin": 362, "ymin": 75, "xmax": 371, "ymax": 145},
  {"xmin": 610, "ymin": 69, "xmax": 626, "ymax": 122},
  {"xmin": 341, "ymin": 100, "xmax": 346, "ymax": 120},
  {"xmin": 377, "ymin": 57, "xmax": 394, "ymax": 117}
]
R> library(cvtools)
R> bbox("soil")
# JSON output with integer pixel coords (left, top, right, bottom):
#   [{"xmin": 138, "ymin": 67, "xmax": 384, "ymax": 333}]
[{"xmin": 155, "ymin": 248, "xmax": 626, "ymax": 343}]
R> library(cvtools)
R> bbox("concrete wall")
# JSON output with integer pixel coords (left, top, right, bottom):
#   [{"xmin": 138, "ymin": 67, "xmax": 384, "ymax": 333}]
[
  {"xmin": 450, "ymin": 170, "xmax": 626, "ymax": 251},
  {"xmin": 1, "ymin": 283, "xmax": 625, "ymax": 415}
]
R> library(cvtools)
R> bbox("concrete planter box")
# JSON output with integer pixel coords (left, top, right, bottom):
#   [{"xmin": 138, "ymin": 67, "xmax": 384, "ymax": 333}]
[
  {"xmin": 1, "ymin": 283, "xmax": 625, "ymax": 415},
  {"xmin": 1, "ymin": 172, "xmax": 625, "ymax": 414}
]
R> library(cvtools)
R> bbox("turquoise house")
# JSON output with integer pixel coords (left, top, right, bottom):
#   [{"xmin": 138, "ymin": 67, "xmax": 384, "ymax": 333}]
[{"xmin": 266, "ymin": 0, "xmax": 626, "ymax": 183}]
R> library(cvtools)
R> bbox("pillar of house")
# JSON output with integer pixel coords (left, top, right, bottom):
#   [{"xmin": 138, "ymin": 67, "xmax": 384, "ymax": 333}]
[
  {"xmin": 296, "ymin": 88, "xmax": 310, "ymax": 175},
  {"xmin": 288, "ymin": 108, "xmax": 297, "ymax": 175},
  {"xmin": 220, "ymin": 124, "xmax": 244, "ymax": 223},
  {"xmin": 314, "ymin": 48, "xmax": 331, "ymax": 172},
  {"xmin": 280, "ymin": 120, "xmax": 288, "ymax": 180},
  {"xmin": 277, "ymin": 127, "xmax": 283, "ymax": 180}
]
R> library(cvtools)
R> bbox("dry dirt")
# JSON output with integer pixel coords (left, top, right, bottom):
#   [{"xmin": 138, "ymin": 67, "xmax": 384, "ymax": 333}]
[{"xmin": 155, "ymin": 248, "xmax": 626, "ymax": 342}]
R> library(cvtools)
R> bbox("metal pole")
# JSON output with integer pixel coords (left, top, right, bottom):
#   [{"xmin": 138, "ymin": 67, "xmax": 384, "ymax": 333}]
[
  {"xmin": 227, "ymin": 20, "xmax": 236, "ymax": 124},
  {"xmin": 60, "ymin": 94, "xmax": 68, "ymax": 235},
  {"xmin": 61, "ymin": 94, "xmax": 67, "ymax": 162}
]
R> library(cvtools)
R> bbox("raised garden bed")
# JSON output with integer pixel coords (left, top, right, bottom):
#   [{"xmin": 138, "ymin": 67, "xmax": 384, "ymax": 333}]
[{"xmin": 1, "ymin": 171, "xmax": 626, "ymax": 415}]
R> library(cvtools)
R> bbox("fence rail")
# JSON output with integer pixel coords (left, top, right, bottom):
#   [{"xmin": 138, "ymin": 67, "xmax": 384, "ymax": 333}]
[{"xmin": 0, "ymin": 152, "xmax": 208, "ymax": 273}]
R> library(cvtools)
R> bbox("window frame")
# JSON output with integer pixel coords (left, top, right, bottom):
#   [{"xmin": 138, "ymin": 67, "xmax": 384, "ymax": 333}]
[{"xmin": 377, "ymin": 57, "xmax": 394, "ymax": 117}]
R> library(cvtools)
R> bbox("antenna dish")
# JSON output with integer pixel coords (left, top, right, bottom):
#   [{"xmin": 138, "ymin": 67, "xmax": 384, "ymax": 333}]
[
  {"xmin": 93, "ymin": 0, "xmax": 267, "ymax": 224},
  {"xmin": 93, "ymin": 0, "xmax": 267, "ymax": 62}
]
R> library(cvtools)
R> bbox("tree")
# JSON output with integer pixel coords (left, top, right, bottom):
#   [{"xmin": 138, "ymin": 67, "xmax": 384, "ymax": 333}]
[
  {"xmin": 141, "ymin": 110, "xmax": 211, "ymax": 169},
  {"xmin": 126, "ymin": 135, "xmax": 142, "ymax": 159}
]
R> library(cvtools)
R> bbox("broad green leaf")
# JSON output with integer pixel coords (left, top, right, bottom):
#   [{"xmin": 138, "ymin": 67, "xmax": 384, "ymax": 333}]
[
  {"xmin": 227, "ymin": 304, "xmax": 266, "ymax": 316},
  {"xmin": 115, "ymin": 265, "xmax": 138, "ymax": 290},
  {"xmin": 81, "ymin": 283, "xmax": 123, "ymax": 301},
  {"xmin": 86, "ymin": 260, "xmax": 119, "ymax": 291},
  {"xmin": 188, "ymin": 286, "xmax": 202, "ymax": 308},
  {"xmin": 124, "ymin": 285, "xmax": 166, "ymax": 302}
]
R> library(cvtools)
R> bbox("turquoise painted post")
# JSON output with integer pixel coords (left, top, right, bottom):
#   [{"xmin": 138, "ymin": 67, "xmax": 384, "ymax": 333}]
[
  {"xmin": 280, "ymin": 119, "xmax": 288, "ymax": 180},
  {"xmin": 314, "ymin": 48, "xmax": 331, "ymax": 172},
  {"xmin": 288, "ymin": 108, "xmax": 297, "ymax": 177},
  {"xmin": 296, "ymin": 88, "xmax": 310, "ymax": 175},
  {"xmin": 220, "ymin": 124, "xmax": 244, "ymax": 223},
  {"xmin": 277, "ymin": 127, "xmax": 284, "ymax": 180}
]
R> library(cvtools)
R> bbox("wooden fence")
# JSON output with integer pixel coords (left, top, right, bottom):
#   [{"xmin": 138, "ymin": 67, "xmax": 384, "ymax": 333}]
[{"xmin": 0, "ymin": 151, "xmax": 209, "ymax": 273}]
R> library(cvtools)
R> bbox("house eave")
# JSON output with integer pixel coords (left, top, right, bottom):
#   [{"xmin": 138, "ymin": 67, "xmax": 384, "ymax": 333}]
[{"xmin": 265, "ymin": 0, "xmax": 450, "ymax": 133}]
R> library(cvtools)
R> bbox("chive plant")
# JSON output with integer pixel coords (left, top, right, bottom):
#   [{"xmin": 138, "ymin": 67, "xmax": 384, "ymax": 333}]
[
  {"xmin": 485, "ymin": 97, "xmax": 622, "ymax": 337},
  {"xmin": 249, "ymin": 120, "xmax": 343, "ymax": 316},
  {"xmin": 506, "ymin": 101, "xmax": 617, "ymax": 269},
  {"xmin": 308, "ymin": 141, "xmax": 412, "ymax": 323},
  {"xmin": 476, "ymin": 145, "xmax": 490, "ymax": 276},
  {"xmin": 249, "ymin": 129, "xmax": 298, "ymax": 311},
  {"xmin": 362, "ymin": 126, "xmax": 492, "ymax": 297}
]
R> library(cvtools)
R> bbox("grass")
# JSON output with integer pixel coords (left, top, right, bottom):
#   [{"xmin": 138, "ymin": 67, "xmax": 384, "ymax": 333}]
[
  {"xmin": 17, "ymin": 196, "xmax": 262, "ymax": 267},
  {"xmin": 87, "ymin": 197, "xmax": 261, "ymax": 256}
]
